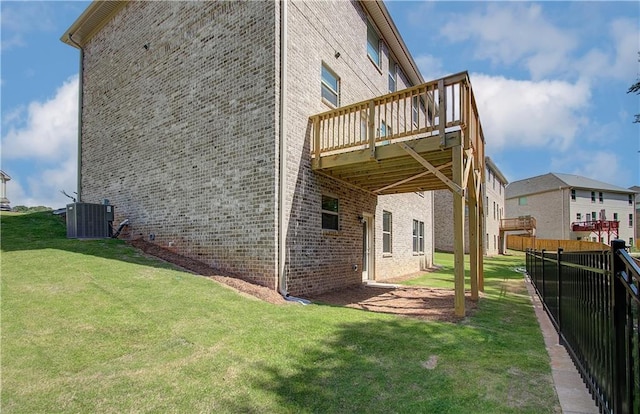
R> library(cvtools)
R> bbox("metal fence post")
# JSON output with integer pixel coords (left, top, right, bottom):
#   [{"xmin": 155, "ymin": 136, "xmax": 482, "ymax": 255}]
[
  {"xmin": 610, "ymin": 239, "xmax": 628, "ymax": 414},
  {"xmin": 541, "ymin": 249, "xmax": 546, "ymax": 302},
  {"xmin": 557, "ymin": 247, "xmax": 563, "ymax": 345}
]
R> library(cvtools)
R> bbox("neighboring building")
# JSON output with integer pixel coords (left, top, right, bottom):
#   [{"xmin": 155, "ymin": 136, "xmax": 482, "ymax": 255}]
[
  {"xmin": 506, "ymin": 173, "xmax": 636, "ymax": 246},
  {"xmin": 0, "ymin": 170, "xmax": 11, "ymax": 211},
  {"xmin": 434, "ymin": 157, "xmax": 507, "ymax": 256},
  {"xmin": 61, "ymin": 1, "xmax": 485, "ymax": 301},
  {"xmin": 631, "ymin": 186, "xmax": 640, "ymax": 248}
]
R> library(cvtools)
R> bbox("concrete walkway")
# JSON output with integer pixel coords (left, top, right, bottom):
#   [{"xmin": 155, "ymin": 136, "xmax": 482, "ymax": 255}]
[{"xmin": 524, "ymin": 278, "xmax": 599, "ymax": 414}]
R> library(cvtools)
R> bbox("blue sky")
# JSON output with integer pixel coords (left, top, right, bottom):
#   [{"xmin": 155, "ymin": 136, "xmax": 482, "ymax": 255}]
[{"xmin": 1, "ymin": 1, "xmax": 639, "ymax": 208}]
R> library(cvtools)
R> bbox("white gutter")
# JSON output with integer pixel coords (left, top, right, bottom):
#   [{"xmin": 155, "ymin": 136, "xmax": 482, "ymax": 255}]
[
  {"xmin": 278, "ymin": 1, "xmax": 310, "ymax": 305},
  {"xmin": 278, "ymin": 0, "xmax": 288, "ymax": 296},
  {"xmin": 68, "ymin": 33, "xmax": 84, "ymax": 202}
]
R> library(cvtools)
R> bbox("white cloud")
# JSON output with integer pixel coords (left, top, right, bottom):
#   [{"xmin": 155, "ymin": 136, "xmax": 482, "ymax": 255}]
[
  {"xmin": 471, "ymin": 74, "xmax": 591, "ymax": 152},
  {"xmin": 440, "ymin": 3, "xmax": 577, "ymax": 80},
  {"xmin": 2, "ymin": 75, "xmax": 78, "ymax": 161},
  {"xmin": 1, "ymin": 76, "xmax": 79, "ymax": 208},
  {"xmin": 550, "ymin": 150, "xmax": 625, "ymax": 186},
  {"xmin": 414, "ymin": 54, "xmax": 447, "ymax": 81},
  {"xmin": 577, "ymin": 18, "xmax": 639, "ymax": 82}
]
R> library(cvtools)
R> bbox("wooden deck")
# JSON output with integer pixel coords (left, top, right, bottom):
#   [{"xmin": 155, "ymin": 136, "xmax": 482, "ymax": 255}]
[{"xmin": 309, "ymin": 71, "xmax": 486, "ymax": 316}]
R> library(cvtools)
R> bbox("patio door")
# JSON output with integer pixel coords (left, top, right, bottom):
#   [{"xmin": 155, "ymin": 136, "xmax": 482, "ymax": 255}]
[{"xmin": 362, "ymin": 214, "xmax": 373, "ymax": 281}]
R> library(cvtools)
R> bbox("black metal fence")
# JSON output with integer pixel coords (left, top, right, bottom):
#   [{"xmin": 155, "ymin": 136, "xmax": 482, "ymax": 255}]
[{"xmin": 526, "ymin": 240, "xmax": 639, "ymax": 414}]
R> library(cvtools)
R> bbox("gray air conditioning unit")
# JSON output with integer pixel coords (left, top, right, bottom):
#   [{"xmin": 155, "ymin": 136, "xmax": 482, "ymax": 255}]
[{"xmin": 66, "ymin": 203, "xmax": 114, "ymax": 239}]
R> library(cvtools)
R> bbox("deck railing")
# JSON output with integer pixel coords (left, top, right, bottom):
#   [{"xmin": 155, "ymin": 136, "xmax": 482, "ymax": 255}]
[
  {"xmin": 526, "ymin": 241, "xmax": 640, "ymax": 414},
  {"xmin": 500, "ymin": 216, "xmax": 536, "ymax": 232},
  {"xmin": 310, "ymin": 71, "xmax": 484, "ymax": 162}
]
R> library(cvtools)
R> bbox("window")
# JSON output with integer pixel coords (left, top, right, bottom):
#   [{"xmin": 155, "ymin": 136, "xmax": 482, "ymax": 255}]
[
  {"xmin": 388, "ymin": 59, "xmax": 397, "ymax": 92},
  {"xmin": 591, "ymin": 191, "xmax": 596, "ymax": 203},
  {"xmin": 493, "ymin": 235, "xmax": 497, "ymax": 250},
  {"xmin": 360, "ymin": 112, "xmax": 368, "ymax": 140},
  {"xmin": 592, "ymin": 211, "xmax": 597, "ymax": 221},
  {"xmin": 321, "ymin": 64, "xmax": 339, "ymax": 107},
  {"xmin": 629, "ymin": 214, "xmax": 633, "ymax": 227},
  {"xmin": 571, "ymin": 189, "xmax": 576, "ymax": 201},
  {"xmin": 321, "ymin": 195, "xmax": 339, "ymax": 230},
  {"xmin": 493, "ymin": 201, "xmax": 496, "ymax": 219},
  {"xmin": 599, "ymin": 192, "xmax": 603, "ymax": 203},
  {"xmin": 576, "ymin": 213, "xmax": 582, "ymax": 221},
  {"xmin": 366, "ymin": 20, "xmax": 380, "ymax": 67},
  {"xmin": 518, "ymin": 197, "xmax": 527, "ymax": 206},
  {"xmin": 613, "ymin": 213, "xmax": 618, "ymax": 221},
  {"xmin": 382, "ymin": 211, "xmax": 392, "ymax": 254},
  {"xmin": 412, "ymin": 220, "xmax": 424, "ymax": 253},
  {"xmin": 629, "ymin": 194, "xmax": 634, "ymax": 205},
  {"xmin": 380, "ymin": 121, "xmax": 391, "ymax": 137},
  {"xmin": 486, "ymin": 197, "xmax": 489, "ymax": 215}
]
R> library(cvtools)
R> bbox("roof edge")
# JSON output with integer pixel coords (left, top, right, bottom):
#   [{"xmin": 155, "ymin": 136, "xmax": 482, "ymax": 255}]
[
  {"xmin": 361, "ymin": 0, "xmax": 423, "ymax": 85},
  {"xmin": 60, "ymin": 1, "xmax": 128, "ymax": 48},
  {"xmin": 485, "ymin": 157, "xmax": 508, "ymax": 185}
]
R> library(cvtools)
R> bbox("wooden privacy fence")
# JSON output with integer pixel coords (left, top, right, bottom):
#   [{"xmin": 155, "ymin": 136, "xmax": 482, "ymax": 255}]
[{"xmin": 507, "ymin": 235, "xmax": 607, "ymax": 252}]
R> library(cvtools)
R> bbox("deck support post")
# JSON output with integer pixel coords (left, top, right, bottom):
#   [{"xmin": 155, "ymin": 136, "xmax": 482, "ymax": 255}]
[
  {"xmin": 468, "ymin": 162, "xmax": 479, "ymax": 301},
  {"xmin": 452, "ymin": 144, "xmax": 465, "ymax": 317}
]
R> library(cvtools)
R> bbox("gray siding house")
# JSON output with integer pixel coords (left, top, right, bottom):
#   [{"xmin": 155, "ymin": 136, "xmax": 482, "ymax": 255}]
[
  {"xmin": 506, "ymin": 173, "xmax": 636, "ymax": 246},
  {"xmin": 434, "ymin": 157, "xmax": 507, "ymax": 256}
]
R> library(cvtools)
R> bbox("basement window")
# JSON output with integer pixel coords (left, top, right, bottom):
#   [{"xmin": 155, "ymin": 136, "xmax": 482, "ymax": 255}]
[
  {"xmin": 321, "ymin": 195, "xmax": 339, "ymax": 231},
  {"xmin": 383, "ymin": 211, "xmax": 392, "ymax": 254}
]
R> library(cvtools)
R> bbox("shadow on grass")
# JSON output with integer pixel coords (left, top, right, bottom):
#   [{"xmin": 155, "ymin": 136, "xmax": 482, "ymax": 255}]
[{"xmin": 238, "ymin": 316, "xmax": 556, "ymax": 414}]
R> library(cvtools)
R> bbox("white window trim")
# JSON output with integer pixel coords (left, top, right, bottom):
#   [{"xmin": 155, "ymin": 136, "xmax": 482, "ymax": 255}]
[
  {"xmin": 321, "ymin": 63, "xmax": 339, "ymax": 108},
  {"xmin": 382, "ymin": 210, "xmax": 392, "ymax": 255}
]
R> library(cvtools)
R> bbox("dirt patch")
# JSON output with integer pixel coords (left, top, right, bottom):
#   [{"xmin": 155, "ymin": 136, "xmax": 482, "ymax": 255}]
[
  {"xmin": 310, "ymin": 285, "xmax": 478, "ymax": 322},
  {"xmin": 128, "ymin": 239, "xmax": 288, "ymax": 305},
  {"xmin": 128, "ymin": 239, "xmax": 477, "ymax": 320}
]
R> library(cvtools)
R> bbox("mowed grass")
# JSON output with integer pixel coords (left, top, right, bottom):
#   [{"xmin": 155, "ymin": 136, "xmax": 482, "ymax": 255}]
[{"xmin": 1, "ymin": 212, "xmax": 559, "ymax": 413}]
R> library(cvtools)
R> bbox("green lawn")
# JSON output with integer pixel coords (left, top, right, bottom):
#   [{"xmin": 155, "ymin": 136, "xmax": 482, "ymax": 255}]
[{"xmin": 1, "ymin": 212, "xmax": 559, "ymax": 413}]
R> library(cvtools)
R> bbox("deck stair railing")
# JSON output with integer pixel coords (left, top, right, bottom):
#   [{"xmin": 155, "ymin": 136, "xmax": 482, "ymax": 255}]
[
  {"xmin": 310, "ymin": 71, "xmax": 484, "ymax": 167},
  {"xmin": 526, "ymin": 240, "xmax": 639, "ymax": 414}
]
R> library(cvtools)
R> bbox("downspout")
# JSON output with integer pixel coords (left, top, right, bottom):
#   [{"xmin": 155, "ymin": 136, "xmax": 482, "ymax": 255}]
[
  {"xmin": 278, "ymin": 1, "xmax": 309, "ymax": 305},
  {"xmin": 278, "ymin": 0, "xmax": 288, "ymax": 297},
  {"xmin": 68, "ymin": 33, "xmax": 83, "ymax": 202}
]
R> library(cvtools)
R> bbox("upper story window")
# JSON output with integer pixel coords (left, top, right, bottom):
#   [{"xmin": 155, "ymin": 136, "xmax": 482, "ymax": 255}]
[
  {"xmin": 518, "ymin": 197, "xmax": 527, "ymax": 206},
  {"xmin": 591, "ymin": 191, "xmax": 596, "ymax": 203},
  {"xmin": 366, "ymin": 20, "xmax": 380, "ymax": 67},
  {"xmin": 321, "ymin": 64, "xmax": 339, "ymax": 107},
  {"xmin": 598, "ymin": 192, "xmax": 603, "ymax": 203},
  {"xmin": 321, "ymin": 195, "xmax": 339, "ymax": 230},
  {"xmin": 380, "ymin": 121, "xmax": 391, "ymax": 138},
  {"xmin": 629, "ymin": 194, "xmax": 634, "ymax": 205},
  {"xmin": 629, "ymin": 214, "xmax": 633, "ymax": 227},
  {"xmin": 571, "ymin": 189, "xmax": 576, "ymax": 201},
  {"xmin": 388, "ymin": 59, "xmax": 397, "ymax": 92},
  {"xmin": 613, "ymin": 212, "xmax": 618, "ymax": 221}
]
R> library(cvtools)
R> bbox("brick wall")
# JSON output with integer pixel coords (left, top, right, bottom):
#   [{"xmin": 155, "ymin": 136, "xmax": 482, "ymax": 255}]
[
  {"xmin": 79, "ymin": 0, "xmax": 434, "ymax": 296},
  {"xmin": 283, "ymin": 0, "xmax": 433, "ymax": 294},
  {"xmin": 81, "ymin": 1, "xmax": 279, "ymax": 288},
  {"xmin": 375, "ymin": 193, "xmax": 433, "ymax": 279}
]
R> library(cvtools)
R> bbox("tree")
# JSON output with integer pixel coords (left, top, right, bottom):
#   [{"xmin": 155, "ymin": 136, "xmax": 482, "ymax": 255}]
[{"xmin": 629, "ymin": 52, "xmax": 640, "ymax": 123}]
